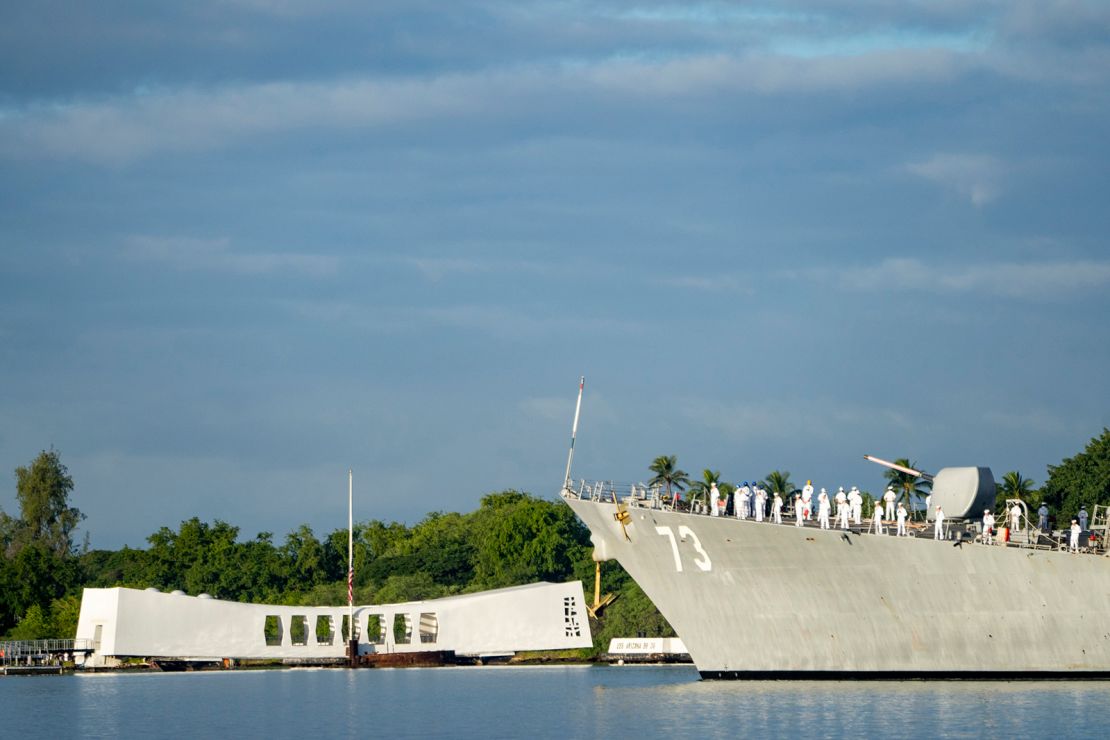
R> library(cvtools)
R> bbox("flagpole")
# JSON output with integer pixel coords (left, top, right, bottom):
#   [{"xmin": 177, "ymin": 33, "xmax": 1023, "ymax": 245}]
[
  {"xmin": 563, "ymin": 376, "xmax": 585, "ymax": 489},
  {"xmin": 348, "ymin": 468, "xmax": 354, "ymax": 646}
]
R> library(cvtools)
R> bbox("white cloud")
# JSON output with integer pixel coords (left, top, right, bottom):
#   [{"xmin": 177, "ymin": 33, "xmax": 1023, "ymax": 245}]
[
  {"xmin": 0, "ymin": 46, "xmax": 981, "ymax": 165},
  {"xmin": 122, "ymin": 234, "xmax": 339, "ymax": 276},
  {"xmin": 906, "ymin": 152, "xmax": 1006, "ymax": 206},
  {"xmin": 833, "ymin": 257, "xmax": 1110, "ymax": 297}
]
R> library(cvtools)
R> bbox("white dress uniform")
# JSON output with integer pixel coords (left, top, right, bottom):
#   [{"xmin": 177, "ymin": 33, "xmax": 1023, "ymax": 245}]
[
  {"xmin": 794, "ymin": 495, "xmax": 805, "ymax": 527},
  {"xmin": 772, "ymin": 493, "xmax": 783, "ymax": 524},
  {"xmin": 982, "ymin": 511, "xmax": 995, "ymax": 545},
  {"xmin": 737, "ymin": 487, "xmax": 750, "ymax": 520},
  {"xmin": 817, "ymin": 489, "xmax": 831, "ymax": 530},
  {"xmin": 802, "ymin": 484, "xmax": 814, "ymax": 520},
  {"xmin": 849, "ymin": 487, "xmax": 863, "ymax": 524},
  {"xmin": 1070, "ymin": 521, "xmax": 1081, "ymax": 552},
  {"xmin": 709, "ymin": 483, "xmax": 720, "ymax": 517},
  {"xmin": 883, "ymin": 488, "xmax": 896, "ymax": 520},
  {"xmin": 896, "ymin": 503, "xmax": 908, "ymax": 536},
  {"xmin": 755, "ymin": 487, "xmax": 766, "ymax": 522},
  {"xmin": 872, "ymin": 504, "xmax": 884, "ymax": 535},
  {"xmin": 934, "ymin": 506, "xmax": 945, "ymax": 540}
]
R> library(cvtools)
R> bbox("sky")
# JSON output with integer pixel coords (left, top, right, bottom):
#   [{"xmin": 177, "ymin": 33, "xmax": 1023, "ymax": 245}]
[{"xmin": 2, "ymin": 1, "xmax": 1108, "ymax": 549}]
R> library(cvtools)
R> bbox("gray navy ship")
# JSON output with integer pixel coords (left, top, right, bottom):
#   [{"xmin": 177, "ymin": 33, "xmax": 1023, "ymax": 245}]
[{"xmin": 558, "ymin": 380, "xmax": 1110, "ymax": 678}]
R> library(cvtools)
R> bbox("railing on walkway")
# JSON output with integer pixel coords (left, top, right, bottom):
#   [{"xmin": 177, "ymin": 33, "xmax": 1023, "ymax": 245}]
[{"xmin": 0, "ymin": 639, "xmax": 94, "ymax": 667}]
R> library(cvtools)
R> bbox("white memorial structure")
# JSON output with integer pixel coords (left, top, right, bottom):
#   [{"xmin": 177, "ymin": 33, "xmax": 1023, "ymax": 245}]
[{"xmin": 75, "ymin": 581, "xmax": 592, "ymax": 666}]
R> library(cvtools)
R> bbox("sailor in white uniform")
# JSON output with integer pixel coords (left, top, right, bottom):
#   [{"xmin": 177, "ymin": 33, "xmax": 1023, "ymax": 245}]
[
  {"xmin": 836, "ymin": 488, "xmax": 850, "ymax": 530},
  {"xmin": 772, "ymin": 492, "xmax": 783, "ymax": 524},
  {"xmin": 849, "ymin": 486, "xmax": 863, "ymax": 525},
  {"xmin": 883, "ymin": 487, "xmax": 896, "ymax": 520},
  {"xmin": 871, "ymin": 501, "xmax": 884, "ymax": 535},
  {"xmin": 817, "ymin": 488, "xmax": 831, "ymax": 530},
  {"xmin": 1009, "ymin": 503, "xmax": 1021, "ymax": 533},
  {"xmin": 737, "ymin": 484, "xmax": 750, "ymax": 520},
  {"xmin": 802, "ymin": 481, "xmax": 814, "ymax": 521},
  {"xmin": 754, "ymin": 486, "xmax": 766, "ymax": 522},
  {"xmin": 934, "ymin": 506, "xmax": 945, "ymax": 540},
  {"xmin": 794, "ymin": 494, "xmax": 805, "ymax": 527},
  {"xmin": 709, "ymin": 482, "xmax": 720, "ymax": 517},
  {"xmin": 982, "ymin": 509, "xmax": 995, "ymax": 545},
  {"xmin": 1070, "ymin": 519, "xmax": 1081, "ymax": 552},
  {"xmin": 896, "ymin": 502, "xmax": 908, "ymax": 537}
]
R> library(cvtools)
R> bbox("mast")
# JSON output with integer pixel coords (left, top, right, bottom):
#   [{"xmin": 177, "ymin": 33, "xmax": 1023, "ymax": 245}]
[
  {"xmin": 348, "ymin": 468, "xmax": 354, "ymax": 642},
  {"xmin": 563, "ymin": 376, "xmax": 585, "ymax": 489}
]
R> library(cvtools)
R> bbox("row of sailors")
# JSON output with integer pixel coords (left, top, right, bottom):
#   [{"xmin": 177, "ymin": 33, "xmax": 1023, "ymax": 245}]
[
  {"xmin": 709, "ymin": 482, "xmax": 1090, "ymax": 551},
  {"xmin": 707, "ymin": 481, "xmax": 869, "ymax": 526}
]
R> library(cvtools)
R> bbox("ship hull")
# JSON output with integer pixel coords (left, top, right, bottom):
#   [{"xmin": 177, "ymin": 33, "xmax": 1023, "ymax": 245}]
[{"xmin": 565, "ymin": 496, "xmax": 1110, "ymax": 678}]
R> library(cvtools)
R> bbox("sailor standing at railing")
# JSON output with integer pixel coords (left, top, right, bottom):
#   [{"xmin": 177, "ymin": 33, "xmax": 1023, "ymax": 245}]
[
  {"xmin": 896, "ymin": 502, "xmax": 908, "ymax": 536},
  {"xmin": 934, "ymin": 506, "xmax": 945, "ymax": 540},
  {"xmin": 736, "ymin": 483, "xmax": 750, "ymax": 520},
  {"xmin": 849, "ymin": 486, "xmax": 863, "ymax": 525},
  {"xmin": 772, "ymin": 492, "xmax": 783, "ymax": 524},
  {"xmin": 982, "ymin": 509, "xmax": 995, "ymax": 545},
  {"xmin": 794, "ymin": 493, "xmax": 805, "ymax": 527},
  {"xmin": 818, "ymin": 488, "xmax": 831, "ymax": 530},
  {"xmin": 755, "ymin": 486, "xmax": 767, "ymax": 522},
  {"xmin": 836, "ymin": 488, "xmax": 850, "ymax": 530},
  {"xmin": 802, "ymin": 481, "xmax": 814, "ymax": 520},
  {"xmin": 1038, "ymin": 503, "xmax": 1049, "ymax": 531},
  {"xmin": 710, "ymin": 482, "xmax": 721, "ymax": 517},
  {"xmin": 1070, "ymin": 519, "xmax": 1081, "ymax": 552},
  {"xmin": 883, "ymin": 487, "xmax": 896, "ymax": 520},
  {"xmin": 834, "ymin": 487, "xmax": 847, "ymax": 522},
  {"xmin": 1078, "ymin": 506, "xmax": 1088, "ymax": 531},
  {"xmin": 872, "ymin": 501, "xmax": 884, "ymax": 535},
  {"xmin": 1009, "ymin": 503, "xmax": 1022, "ymax": 533}
]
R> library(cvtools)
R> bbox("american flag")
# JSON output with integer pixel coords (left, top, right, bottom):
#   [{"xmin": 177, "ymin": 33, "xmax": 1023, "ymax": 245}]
[{"xmin": 347, "ymin": 567, "xmax": 354, "ymax": 604}]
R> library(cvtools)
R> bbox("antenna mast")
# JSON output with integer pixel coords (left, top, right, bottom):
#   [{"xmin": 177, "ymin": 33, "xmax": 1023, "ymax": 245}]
[{"xmin": 563, "ymin": 376, "xmax": 585, "ymax": 488}]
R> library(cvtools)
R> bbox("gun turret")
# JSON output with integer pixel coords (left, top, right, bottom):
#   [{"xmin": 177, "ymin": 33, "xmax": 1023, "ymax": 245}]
[{"xmin": 864, "ymin": 454, "xmax": 995, "ymax": 520}]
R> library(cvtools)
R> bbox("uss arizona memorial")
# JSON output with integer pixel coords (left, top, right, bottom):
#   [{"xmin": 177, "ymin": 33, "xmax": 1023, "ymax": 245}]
[{"xmin": 74, "ymin": 581, "xmax": 592, "ymax": 667}]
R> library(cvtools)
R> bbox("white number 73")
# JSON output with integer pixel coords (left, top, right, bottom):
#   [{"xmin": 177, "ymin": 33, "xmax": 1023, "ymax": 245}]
[{"xmin": 655, "ymin": 525, "xmax": 712, "ymax": 572}]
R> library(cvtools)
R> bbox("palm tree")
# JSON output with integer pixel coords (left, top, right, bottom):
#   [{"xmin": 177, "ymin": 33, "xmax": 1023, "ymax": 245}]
[
  {"xmin": 883, "ymin": 458, "xmax": 932, "ymax": 521},
  {"xmin": 648, "ymin": 455, "xmax": 691, "ymax": 507},
  {"xmin": 763, "ymin": 470, "xmax": 793, "ymax": 496},
  {"xmin": 995, "ymin": 471, "xmax": 1036, "ymax": 512}
]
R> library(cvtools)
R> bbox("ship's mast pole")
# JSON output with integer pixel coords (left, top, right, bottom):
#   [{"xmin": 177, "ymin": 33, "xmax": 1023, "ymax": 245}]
[
  {"xmin": 348, "ymin": 469, "xmax": 354, "ymax": 642},
  {"xmin": 563, "ymin": 376, "xmax": 585, "ymax": 489}
]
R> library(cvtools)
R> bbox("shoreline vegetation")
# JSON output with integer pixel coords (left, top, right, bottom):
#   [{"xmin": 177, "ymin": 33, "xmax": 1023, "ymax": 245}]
[{"xmin": 3, "ymin": 428, "xmax": 1109, "ymax": 658}]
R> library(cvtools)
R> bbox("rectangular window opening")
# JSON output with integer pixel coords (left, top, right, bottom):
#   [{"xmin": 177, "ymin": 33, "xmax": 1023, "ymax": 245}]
[
  {"xmin": 419, "ymin": 613, "xmax": 438, "ymax": 644},
  {"xmin": 366, "ymin": 614, "xmax": 384, "ymax": 645},
  {"xmin": 315, "ymin": 615, "xmax": 334, "ymax": 646},
  {"xmin": 264, "ymin": 615, "xmax": 284, "ymax": 646},
  {"xmin": 341, "ymin": 615, "xmax": 360, "ymax": 642},
  {"xmin": 393, "ymin": 614, "xmax": 412, "ymax": 645},
  {"xmin": 290, "ymin": 615, "xmax": 309, "ymax": 646}
]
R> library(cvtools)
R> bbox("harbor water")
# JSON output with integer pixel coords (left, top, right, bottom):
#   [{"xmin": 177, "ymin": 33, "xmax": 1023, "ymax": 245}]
[{"xmin": 4, "ymin": 664, "xmax": 1110, "ymax": 738}]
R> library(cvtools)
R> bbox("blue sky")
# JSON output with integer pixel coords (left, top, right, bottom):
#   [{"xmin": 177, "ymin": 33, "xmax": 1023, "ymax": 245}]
[{"xmin": 2, "ymin": 1, "xmax": 1108, "ymax": 549}]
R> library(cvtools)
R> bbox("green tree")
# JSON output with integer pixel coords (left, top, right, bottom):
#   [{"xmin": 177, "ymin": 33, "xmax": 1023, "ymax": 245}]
[
  {"xmin": 1, "ymin": 449, "xmax": 84, "ymax": 557},
  {"xmin": 1041, "ymin": 428, "xmax": 1110, "ymax": 522},
  {"xmin": 763, "ymin": 470, "xmax": 794, "ymax": 495},
  {"xmin": 470, "ymin": 491, "xmax": 590, "ymax": 589},
  {"xmin": 995, "ymin": 471, "xmax": 1038, "ymax": 512},
  {"xmin": 883, "ymin": 458, "xmax": 932, "ymax": 521},
  {"xmin": 648, "ymin": 455, "xmax": 690, "ymax": 504}
]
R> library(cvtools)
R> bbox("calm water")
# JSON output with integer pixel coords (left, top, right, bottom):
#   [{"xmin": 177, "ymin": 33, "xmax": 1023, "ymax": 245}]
[{"xmin": 3, "ymin": 665, "xmax": 1110, "ymax": 738}]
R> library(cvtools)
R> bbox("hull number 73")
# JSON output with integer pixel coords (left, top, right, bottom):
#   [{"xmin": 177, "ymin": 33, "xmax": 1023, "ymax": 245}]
[{"xmin": 654, "ymin": 525, "xmax": 712, "ymax": 572}]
